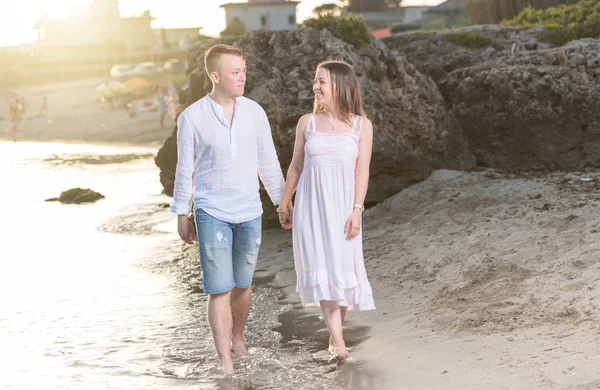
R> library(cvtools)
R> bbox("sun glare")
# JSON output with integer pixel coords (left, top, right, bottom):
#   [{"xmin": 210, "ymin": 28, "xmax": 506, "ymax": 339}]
[
  {"xmin": 0, "ymin": 0, "xmax": 438, "ymax": 47},
  {"xmin": 0, "ymin": 0, "xmax": 77, "ymax": 46}
]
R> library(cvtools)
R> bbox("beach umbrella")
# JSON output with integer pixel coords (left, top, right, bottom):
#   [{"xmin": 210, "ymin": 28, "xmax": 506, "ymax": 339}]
[{"xmin": 122, "ymin": 77, "xmax": 152, "ymax": 90}]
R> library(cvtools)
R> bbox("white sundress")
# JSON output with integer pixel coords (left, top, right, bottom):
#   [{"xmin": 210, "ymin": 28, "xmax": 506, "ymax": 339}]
[{"xmin": 292, "ymin": 113, "xmax": 375, "ymax": 311}]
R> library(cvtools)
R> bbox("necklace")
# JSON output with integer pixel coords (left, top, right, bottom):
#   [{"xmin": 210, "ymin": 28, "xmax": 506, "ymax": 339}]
[{"xmin": 323, "ymin": 115, "xmax": 336, "ymax": 132}]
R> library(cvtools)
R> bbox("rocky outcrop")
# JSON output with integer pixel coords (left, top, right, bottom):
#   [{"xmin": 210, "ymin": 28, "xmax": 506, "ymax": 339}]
[
  {"xmin": 45, "ymin": 188, "xmax": 105, "ymax": 204},
  {"xmin": 382, "ymin": 25, "xmax": 551, "ymax": 83},
  {"xmin": 439, "ymin": 39, "xmax": 600, "ymax": 170},
  {"xmin": 382, "ymin": 26, "xmax": 600, "ymax": 171},
  {"xmin": 155, "ymin": 28, "xmax": 475, "ymax": 226}
]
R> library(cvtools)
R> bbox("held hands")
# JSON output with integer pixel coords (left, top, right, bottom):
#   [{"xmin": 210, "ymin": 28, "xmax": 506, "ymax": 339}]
[
  {"xmin": 278, "ymin": 201, "xmax": 293, "ymax": 230},
  {"xmin": 344, "ymin": 208, "xmax": 362, "ymax": 239},
  {"xmin": 177, "ymin": 214, "xmax": 197, "ymax": 244}
]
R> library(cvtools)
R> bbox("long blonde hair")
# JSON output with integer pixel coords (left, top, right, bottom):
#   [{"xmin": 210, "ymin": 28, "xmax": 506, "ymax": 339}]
[{"xmin": 313, "ymin": 60, "xmax": 366, "ymax": 125}]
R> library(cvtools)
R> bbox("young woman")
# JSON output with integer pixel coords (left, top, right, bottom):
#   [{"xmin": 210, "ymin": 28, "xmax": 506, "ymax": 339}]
[{"xmin": 278, "ymin": 60, "xmax": 375, "ymax": 361}]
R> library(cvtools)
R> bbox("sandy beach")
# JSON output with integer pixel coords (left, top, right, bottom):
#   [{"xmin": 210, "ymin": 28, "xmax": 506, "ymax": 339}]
[
  {"xmin": 7, "ymin": 79, "xmax": 600, "ymax": 389},
  {"xmin": 0, "ymin": 79, "xmax": 174, "ymax": 146},
  {"xmin": 257, "ymin": 169, "xmax": 600, "ymax": 389}
]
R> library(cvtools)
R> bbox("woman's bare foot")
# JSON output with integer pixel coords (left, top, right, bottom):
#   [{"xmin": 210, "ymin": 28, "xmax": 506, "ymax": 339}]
[
  {"xmin": 232, "ymin": 338, "xmax": 247, "ymax": 357},
  {"xmin": 328, "ymin": 335, "xmax": 335, "ymax": 355},
  {"xmin": 328, "ymin": 347, "xmax": 350, "ymax": 363}
]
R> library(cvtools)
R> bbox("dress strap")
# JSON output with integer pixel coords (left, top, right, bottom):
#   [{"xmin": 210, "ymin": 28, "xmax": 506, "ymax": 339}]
[
  {"xmin": 351, "ymin": 115, "xmax": 361, "ymax": 133},
  {"xmin": 305, "ymin": 113, "xmax": 316, "ymax": 132}
]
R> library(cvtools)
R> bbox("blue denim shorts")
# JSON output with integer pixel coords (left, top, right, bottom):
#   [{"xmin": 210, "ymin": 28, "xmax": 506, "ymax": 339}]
[{"xmin": 194, "ymin": 209, "xmax": 262, "ymax": 294}]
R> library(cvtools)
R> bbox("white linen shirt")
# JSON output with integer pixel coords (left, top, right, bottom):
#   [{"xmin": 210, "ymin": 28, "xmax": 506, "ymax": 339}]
[{"xmin": 170, "ymin": 95, "xmax": 284, "ymax": 223}]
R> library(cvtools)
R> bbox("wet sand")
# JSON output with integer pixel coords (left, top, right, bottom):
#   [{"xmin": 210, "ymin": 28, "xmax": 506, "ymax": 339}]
[{"xmin": 4, "ymin": 141, "xmax": 377, "ymax": 390}]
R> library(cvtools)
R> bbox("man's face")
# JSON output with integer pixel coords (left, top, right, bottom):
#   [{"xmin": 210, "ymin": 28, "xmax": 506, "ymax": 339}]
[{"xmin": 213, "ymin": 54, "xmax": 246, "ymax": 97}]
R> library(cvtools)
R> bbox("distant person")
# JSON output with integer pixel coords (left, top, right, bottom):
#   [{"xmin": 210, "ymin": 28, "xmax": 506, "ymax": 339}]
[
  {"xmin": 40, "ymin": 95, "xmax": 48, "ymax": 117},
  {"xmin": 165, "ymin": 81, "xmax": 181, "ymax": 120},
  {"xmin": 278, "ymin": 60, "xmax": 376, "ymax": 362},
  {"xmin": 100, "ymin": 81, "xmax": 115, "ymax": 111},
  {"xmin": 104, "ymin": 94, "xmax": 115, "ymax": 111},
  {"xmin": 171, "ymin": 44, "xmax": 285, "ymax": 375},
  {"xmin": 30, "ymin": 95, "xmax": 49, "ymax": 120},
  {"xmin": 155, "ymin": 85, "xmax": 167, "ymax": 128},
  {"xmin": 127, "ymin": 98, "xmax": 138, "ymax": 118},
  {"xmin": 9, "ymin": 97, "xmax": 24, "ymax": 142},
  {"xmin": 18, "ymin": 95, "xmax": 27, "ymax": 116},
  {"xmin": 126, "ymin": 90, "xmax": 138, "ymax": 118}
]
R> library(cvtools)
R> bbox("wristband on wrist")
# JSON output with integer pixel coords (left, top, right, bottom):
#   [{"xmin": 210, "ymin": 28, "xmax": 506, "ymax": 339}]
[{"xmin": 353, "ymin": 204, "xmax": 365, "ymax": 212}]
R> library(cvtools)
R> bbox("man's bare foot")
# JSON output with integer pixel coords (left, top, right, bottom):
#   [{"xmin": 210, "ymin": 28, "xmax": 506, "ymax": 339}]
[
  {"xmin": 231, "ymin": 339, "xmax": 247, "ymax": 357},
  {"xmin": 220, "ymin": 357, "xmax": 234, "ymax": 376}
]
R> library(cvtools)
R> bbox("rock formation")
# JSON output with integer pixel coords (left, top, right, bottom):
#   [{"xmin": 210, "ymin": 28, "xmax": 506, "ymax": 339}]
[{"xmin": 155, "ymin": 28, "xmax": 475, "ymax": 226}]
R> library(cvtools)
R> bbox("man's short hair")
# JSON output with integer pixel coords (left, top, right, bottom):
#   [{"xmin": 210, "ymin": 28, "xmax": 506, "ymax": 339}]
[{"xmin": 204, "ymin": 44, "xmax": 246, "ymax": 77}]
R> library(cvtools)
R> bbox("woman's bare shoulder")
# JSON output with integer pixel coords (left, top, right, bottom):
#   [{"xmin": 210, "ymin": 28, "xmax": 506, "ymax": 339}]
[
  {"xmin": 297, "ymin": 113, "xmax": 313, "ymax": 129},
  {"xmin": 359, "ymin": 116, "xmax": 373, "ymax": 132}
]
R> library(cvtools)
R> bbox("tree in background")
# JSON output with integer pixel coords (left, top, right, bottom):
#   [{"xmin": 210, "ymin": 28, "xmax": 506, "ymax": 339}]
[
  {"xmin": 220, "ymin": 17, "xmax": 246, "ymax": 37},
  {"xmin": 313, "ymin": 3, "xmax": 342, "ymax": 17},
  {"xmin": 346, "ymin": 0, "xmax": 403, "ymax": 12},
  {"xmin": 303, "ymin": 14, "xmax": 371, "ymax": 49},
  {"xmin": 503, "ymin": 0, "xmax": 600, "ymax": 46},
  {"xmin": 347, "ymin": 0, "xmax": 389, "ymax": 12},
  {"xmin": 386, "ymin": 0, "xmax": 403, "ymax": 9},
  {"xmin": 466, "ymin": 0, "xmax": 577, "ymax": 24}
]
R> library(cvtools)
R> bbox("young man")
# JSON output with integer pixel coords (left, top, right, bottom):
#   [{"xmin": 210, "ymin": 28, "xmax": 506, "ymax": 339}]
[{"xmin": 171, "ymin": 44, "xmax": 286, "ymax": 375}]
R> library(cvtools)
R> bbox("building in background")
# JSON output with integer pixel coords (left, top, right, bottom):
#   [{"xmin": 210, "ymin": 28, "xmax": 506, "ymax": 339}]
[
  {"xmin": 341, "ymin": 3, "xmax": 432, "ymax": 30},
  {"xmin": 349, "ymin": 5, "xmax": 431, "ymax": 27},
  {"xmin": 401, "ymin": 6, "xmax": 432, "ymax": 24},
  {"xmin": 346, "ymin": 0, "xmax": 390, "ymax": 12},
  {"xmin": 33, "ymin": 0, "xmax": 156, "ymax": 52},
  {"xmin": 220, "ymin": 0, "xmax": 300, "ymax": 33},
  {"xmin": 157, "ymin": 27, "xmax": 207, "ymax": 50},
  {"xmin": 119, "ymin": 11, "xmax": 155, "ymax": 51},
  {"xmin": 421, "ymin": 0, "xmax": 467, "ymax": 29}
]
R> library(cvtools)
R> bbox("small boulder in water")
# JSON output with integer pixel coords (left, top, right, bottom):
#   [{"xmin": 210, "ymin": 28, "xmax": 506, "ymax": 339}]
[{"xmin": 45, "ymin": 188, "xmax": 105, "ymax": 204}]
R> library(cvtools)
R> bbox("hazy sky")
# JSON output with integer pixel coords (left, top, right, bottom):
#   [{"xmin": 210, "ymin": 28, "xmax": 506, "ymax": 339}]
[{"xmin": 0, "ymin": 0, "xmax": 442, "ymax": 47}]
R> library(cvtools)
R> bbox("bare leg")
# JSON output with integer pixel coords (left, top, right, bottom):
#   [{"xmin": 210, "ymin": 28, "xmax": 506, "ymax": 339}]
[
  {"xmin": 207, "ymin": 291, "xmax": 234, "ymax": 375},
  {"xmin": 230, "ymin": 286, "xmax": 252, "ymax": 356},
  {"xmin": 329, "ymin": 306, "xmax": 347, "ymax": 354},
  {"xmin": 320, "ymin": 300, "xmax": 348, "ymax": 359}
]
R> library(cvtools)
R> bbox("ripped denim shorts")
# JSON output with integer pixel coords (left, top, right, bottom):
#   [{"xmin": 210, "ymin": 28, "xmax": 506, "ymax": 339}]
[{"xmin": 194, "ymin": 209, "xmax": 262, "ymax": 294}]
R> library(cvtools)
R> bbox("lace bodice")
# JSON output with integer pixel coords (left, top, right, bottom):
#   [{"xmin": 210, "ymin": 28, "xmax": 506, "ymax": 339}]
[
  {"xmin": 302, "ymin": 114, "xmax": 361, "ymax": 169},
  {"xmin": 303, "ymin": 131, "xmax": 360, "ymax": 168}
]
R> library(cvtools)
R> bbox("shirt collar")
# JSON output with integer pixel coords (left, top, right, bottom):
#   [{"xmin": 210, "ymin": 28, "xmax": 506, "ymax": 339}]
[
  {"xmin": 206, "ymin": 94, "xmax": 241, "ymax": 109},
  {"xmin": 206, "ymin": 94, "xmax": 241, "ymax": 128}
]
